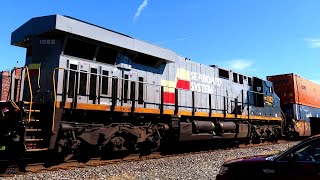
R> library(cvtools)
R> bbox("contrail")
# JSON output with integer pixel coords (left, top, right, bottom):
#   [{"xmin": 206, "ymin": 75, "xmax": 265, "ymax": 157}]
[{"xmin": 133, "ymin": 0, "xmax": 148, "ymax": 22}]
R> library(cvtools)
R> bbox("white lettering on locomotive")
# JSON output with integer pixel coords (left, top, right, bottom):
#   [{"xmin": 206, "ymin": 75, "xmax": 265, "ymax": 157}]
[{"xmin": 190, "ymin": 72, "xmax": 222, "ymax": 93}]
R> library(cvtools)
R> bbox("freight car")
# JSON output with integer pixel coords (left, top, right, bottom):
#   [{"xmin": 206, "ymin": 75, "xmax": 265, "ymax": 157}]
[
  {"xmin": 268, "ymin": 74, "xmax": 320, "ymax": 137},
  {"xmin": 1, "ymin": 15, "xmax": 283, "ymax": 168}
]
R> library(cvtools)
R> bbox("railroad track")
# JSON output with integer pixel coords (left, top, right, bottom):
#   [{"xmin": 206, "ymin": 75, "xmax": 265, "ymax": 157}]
[{"xmin": 0, "ymin": 140, "xmax": 296, "ymax": 177}]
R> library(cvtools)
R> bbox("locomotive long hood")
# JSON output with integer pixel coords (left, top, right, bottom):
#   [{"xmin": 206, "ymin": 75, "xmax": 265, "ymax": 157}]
[{"xmin": 11, "ymin": 14, "xmax": 175, "ymax": 63}]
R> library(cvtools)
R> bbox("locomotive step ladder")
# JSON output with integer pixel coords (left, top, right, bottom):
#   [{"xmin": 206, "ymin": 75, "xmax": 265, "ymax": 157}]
[
  {"xmin": 21, "ymin": 65, "xmax": 48, "ymax": 152},
  {"xmin": 9, "ymin": 66, "xmax": 48, "ymax": 152},
  {"xmin": 23, "ymin": 101, "xmax": 48, "ymax": 152}
]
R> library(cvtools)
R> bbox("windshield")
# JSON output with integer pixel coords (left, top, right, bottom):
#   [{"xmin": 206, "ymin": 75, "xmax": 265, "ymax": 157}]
[
  {"xmin": 272, "ymin": 138, "xmax": 318, "ymax": 161},
  {"xmin": 265, "ymin": 153, "xmax": 281, "ymax": 161}
]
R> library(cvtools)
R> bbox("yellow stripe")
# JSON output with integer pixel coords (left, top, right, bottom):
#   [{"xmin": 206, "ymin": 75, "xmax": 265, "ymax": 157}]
[
  {"xmin": 176, "ymin": 68, "xmax": 190, "ymax": 81},
  {"xmin": 249, "ymin": 115, "xmax": 282, "ymax": 121},
  {"xmin": 160, "ymin": 79, "xmax": 176, "ymax": 93},
  {"xmin": 28, "ymin": 63, "xmax": 41, "ymax": 70}
]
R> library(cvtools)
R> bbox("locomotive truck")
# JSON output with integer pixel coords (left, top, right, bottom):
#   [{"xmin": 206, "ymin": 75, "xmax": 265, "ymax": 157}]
[{"xmin": 0, "ymin": 15, "xmax": 288, "ymax": 168}]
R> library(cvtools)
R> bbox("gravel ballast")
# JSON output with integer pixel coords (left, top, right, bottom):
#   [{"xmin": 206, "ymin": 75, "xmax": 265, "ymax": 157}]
[{"xmin": 5, "ymin": 142, "xmax": 298, "ymax": 180}]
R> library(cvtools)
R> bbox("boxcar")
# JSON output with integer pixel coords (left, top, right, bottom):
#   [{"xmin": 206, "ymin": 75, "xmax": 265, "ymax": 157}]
[{"xmin": 267, "ymin": 73, "xmax": 320, "ymax": 136}]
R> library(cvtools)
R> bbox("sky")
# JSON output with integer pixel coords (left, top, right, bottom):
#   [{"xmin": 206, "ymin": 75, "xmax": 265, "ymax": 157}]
[{"xmin": 1, "ymin": 0, "xmax": 320, "ymax": 82}]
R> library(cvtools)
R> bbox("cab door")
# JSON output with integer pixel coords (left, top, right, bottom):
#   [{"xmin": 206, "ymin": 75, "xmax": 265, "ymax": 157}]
[
  {"xmin": 99, "ymin": 65, "xmax": 114, "ymax": 105},
  {"xmin": 77, "ymin": 61, "xmax": 90, "ymax": 104},
  {"xmin": 106, "ymin": 67, "xmax": 121, "ymax": 107},
  {"xmin": 88, "ymin": 64, "xmax": 98, "ymax": 104},
  {"xmin": 66, "ymin": 60, "xmax": 79, "ymax": 104},
  {"xmin": 134, "ymin": 72, "xmax": 146, "ymax": 109},
  {"xmin": 120, "ymin": 70, "xmax": 131, "ymax": 107}
]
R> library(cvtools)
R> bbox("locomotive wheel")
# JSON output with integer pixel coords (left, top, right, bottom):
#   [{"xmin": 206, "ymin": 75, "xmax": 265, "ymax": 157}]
[
  {"xmin": 53, "ymin": 133, "xmax": 81, "ymax": 164},
  {"xmin": 101, "ymin": 135, "xmax": 133, "ymax": 159},
  {"xmin": 149, "ymin": 132, "xmax": 161, "ymax": 152},
  {"xmin": 139, "ymin": 132, "xmax": 161, "ymax": 156},
  {"xmin": 251, "ymin": 131, "xmax": 261, "ymax": 144},
  {"xmin": 78, "ymin": 143, "xmax": 95, "ymax": 163}
]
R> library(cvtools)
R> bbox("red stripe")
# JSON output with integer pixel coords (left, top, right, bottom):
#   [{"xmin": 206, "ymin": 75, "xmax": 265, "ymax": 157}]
[
  {"xmin": 176, "ymin": 79, "xmax": 190, "ymax": 90},
  {"xmin": 163, "ymin": 92, "xmax": 175, "ymax": 104}
]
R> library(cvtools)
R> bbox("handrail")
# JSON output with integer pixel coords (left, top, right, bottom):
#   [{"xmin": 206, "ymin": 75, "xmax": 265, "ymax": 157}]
[
  {"xmin": 25, "ymin": 66, "xmax": 33, "ymax": 123},
  {"xmin": 52, "ymin": 68, "xmax": 64, "ymax": 132},
  {"xmin": 62, "ymin": 67, "xmax": 265, "ymax": 97},
  {"xmin": 51, "ymin": 67, "xmax": 272, "ymax": 119},
  {"xmin": 9, "ymin": 100, "xmax": 20, "ymax": 110}
]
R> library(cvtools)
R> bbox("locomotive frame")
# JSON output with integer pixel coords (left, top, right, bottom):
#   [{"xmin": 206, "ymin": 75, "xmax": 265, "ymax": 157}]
[{"xmin": 0, "ymin": 15, "xmax": 288, "ymax": 167}]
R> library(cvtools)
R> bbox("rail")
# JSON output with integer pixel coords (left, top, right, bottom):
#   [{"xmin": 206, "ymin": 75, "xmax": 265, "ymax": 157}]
[
  {"xmin": 52, "ymin": 68, "xmax": 64, "ymax": 131},
  {"xmin": 25, "ymin": 66, "xmax": 33, "ymax": 123},
  {"xmin": 51, "ymin": 67, "xmax": 275, "ymax": 119}
]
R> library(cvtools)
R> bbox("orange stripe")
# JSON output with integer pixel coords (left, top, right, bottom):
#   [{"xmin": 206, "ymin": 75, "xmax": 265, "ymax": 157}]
[
  {"xmin": 178, "ymin": 111, "xmax": 192, "ymax": 116},
  {"xmin": 56, "ymin": 101, "xmax": 282, "ymax": 121},
  {"xmin": 163, "ymin": 110, "xmax": 174, "ymax": 115},
  {"xmin": 211, "ymin": 113, "xmax": 224, "ymax": 118},
  {"xmin": 76, "ymin": 103, "xmax": 110, "ymax": 111},
  {"xmin": 55, "ymin": 101, "xmax": 72, "ymax": 108},
  {"xmin": 194, "ymin": 112, "xmax": 209, "ymax": 117},
  {"xmin": 114, "ymin": 106, "xmax": 131, "ymax": 112},
  {"xmin": 135, "ymin": 108, "xmax": 160, "ymax": 114},
  {"xmin": 225, "ymin": 114, "xmax": 235, "ymax": 118},
  {"xmin": 56, "ymin": 102, "xmax": 110, "ymax": 111},
  {"xmin": 55, "ymin": 101, "xmax": 60, "ymax": 108}
]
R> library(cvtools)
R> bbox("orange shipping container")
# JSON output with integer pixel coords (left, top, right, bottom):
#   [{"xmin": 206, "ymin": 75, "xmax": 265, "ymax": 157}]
[{"xmin": 267, "ymin": 73, "xmax": 320, "ymax": 109}]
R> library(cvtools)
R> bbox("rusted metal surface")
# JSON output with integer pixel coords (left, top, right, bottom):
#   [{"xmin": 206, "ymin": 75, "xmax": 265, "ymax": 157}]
[{"xmin": 268, "ymin": 73, "xmax": 320, "ymax": 108}]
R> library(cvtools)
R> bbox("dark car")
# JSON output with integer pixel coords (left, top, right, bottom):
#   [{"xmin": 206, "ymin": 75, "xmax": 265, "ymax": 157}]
[{"xmin": 216, "ymin": 135, "xmax": 320, "ymax": 180}]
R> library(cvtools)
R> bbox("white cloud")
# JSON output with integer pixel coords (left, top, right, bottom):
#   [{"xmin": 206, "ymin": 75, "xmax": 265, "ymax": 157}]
[
  {"xmin": 304, "ymin": 38, "xmax": 320, "ymax": 48},
  {"xmin": 226, "ymin": 59, "xmax": 254, "ymax": 71},
  {"xmin": 133, "ymin": 0, "xmax": 148, "ymax": 22}
]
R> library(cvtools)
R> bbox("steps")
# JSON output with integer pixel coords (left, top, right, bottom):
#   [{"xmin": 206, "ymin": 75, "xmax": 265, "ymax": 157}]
[{"xmin": 23, "ymin": 102, "xmax": 47, "ymax": 152}]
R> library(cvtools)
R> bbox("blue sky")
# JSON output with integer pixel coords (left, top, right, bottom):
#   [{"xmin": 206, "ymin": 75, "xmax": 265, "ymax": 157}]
[{"xmin": 1, "ymin": 0, "xmax": 320, "ymax": 82}]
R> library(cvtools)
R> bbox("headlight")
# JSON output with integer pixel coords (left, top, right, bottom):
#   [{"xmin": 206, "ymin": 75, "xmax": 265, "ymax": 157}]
[{"xmin": 218, "ymin": 166, "xmax": 230, "ymax": 175}]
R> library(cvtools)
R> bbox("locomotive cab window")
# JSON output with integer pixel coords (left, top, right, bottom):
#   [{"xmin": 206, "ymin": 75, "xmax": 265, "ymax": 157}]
[
  {"xmin": 219, "ymin": 69, "xmax": 229, "ymax": 79},
  {"xmin": 96, "ymin": 46, "xmax": 118, "ymax": 64},
  {"xmin": 64, "ymin": 38, "xmax": 97, "ymax": 60},
  {"xmin": 133, "ymin": 54, "xmax": 162, "ymax": 67}
]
